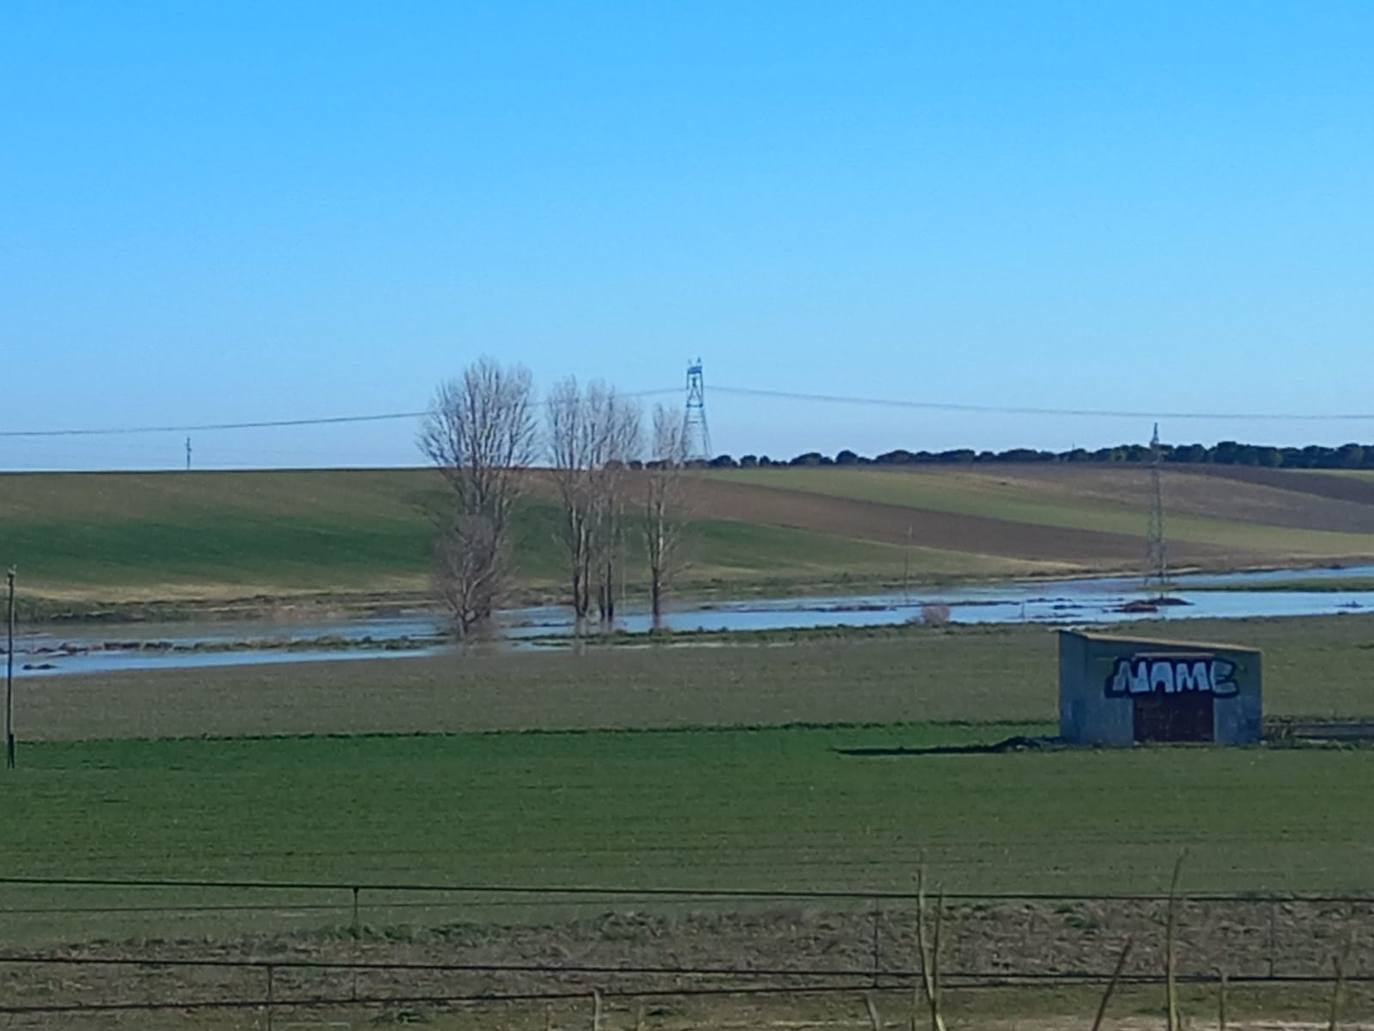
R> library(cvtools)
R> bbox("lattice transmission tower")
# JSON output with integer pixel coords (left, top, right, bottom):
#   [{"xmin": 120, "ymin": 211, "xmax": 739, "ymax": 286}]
[
  {"xmin": 682, "ymin": 360, "xmax": 712, "ymax": 461},
  {"xmin": 1144, "ymin": 422, "xmax": 1169, "ymax": 595}
]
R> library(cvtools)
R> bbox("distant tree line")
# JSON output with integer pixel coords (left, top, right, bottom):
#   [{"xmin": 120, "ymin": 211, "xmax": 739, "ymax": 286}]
[{"xmin": 695, "ymin": 440, "xmax": 1374, "ymax": 470}]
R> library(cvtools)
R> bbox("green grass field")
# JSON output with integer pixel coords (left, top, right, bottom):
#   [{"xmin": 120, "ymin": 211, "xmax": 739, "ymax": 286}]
[
  {"xmin": 0, "ymin": 469, "xmax": 988, "ymax": 607},
  {"xmin": 7, "ymin": 615, "xmax": 1374, "ymax": 900},
  {"xmin": 9, "ymin": 725, "xmax": 1374, "ymax": 896},
  {"xmin": 6, "ymin": 615, "xmax": 1374, "ymax": 1025},
  {"xmin": 18, "ymin": 615, "xmax": 1374, "ymax": 742},
  {"xmin": 1189, "ymin": 575, "xmax": 1374, "ymax": 592}
]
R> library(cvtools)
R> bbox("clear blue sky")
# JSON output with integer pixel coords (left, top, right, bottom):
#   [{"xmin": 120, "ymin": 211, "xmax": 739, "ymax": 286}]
[{"xmin": 3, "ymin": 1, "xmax": 1371, "ymax": 469}]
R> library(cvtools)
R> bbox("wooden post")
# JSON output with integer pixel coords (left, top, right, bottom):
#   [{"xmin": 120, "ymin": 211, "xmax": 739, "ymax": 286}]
[
  {"xmin": 902, "ymin": 524, "xmax": 912, "ymax": 605},
  {"xmin": 1268, "ymin": 899, "xmax": 1277, "ymax": 977},
  {"xmin": 6, "ymin": 568, "xmax": 15, "ymax": 770},
  {"xmin": 871, "ymin": 901, "xmax": 881, "ymax": 987},
  {"xmin": 1166, "ymin": 853, "xmax": 1187, "ymax": 1031},
  {"xmin": 352, "ymin": 886, "xmax": 361, "ymax": 1000}
]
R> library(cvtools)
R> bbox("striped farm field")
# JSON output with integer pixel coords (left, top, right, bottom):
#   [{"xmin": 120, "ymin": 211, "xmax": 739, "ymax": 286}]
[{"xmin": 4, "ymin": 463, "xmax": 1374, "ymax": 608}]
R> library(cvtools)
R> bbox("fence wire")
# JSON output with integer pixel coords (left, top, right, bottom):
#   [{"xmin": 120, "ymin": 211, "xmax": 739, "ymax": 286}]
[{"xmin": 2, "ymin": 875, "xmax": 1371, "ymax": 1022}]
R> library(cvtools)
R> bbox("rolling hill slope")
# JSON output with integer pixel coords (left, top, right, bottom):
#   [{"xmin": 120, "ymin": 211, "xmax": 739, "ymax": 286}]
[{"xmin": 3, "ymin": 464, "xmax": 1374, "ymax": 609}]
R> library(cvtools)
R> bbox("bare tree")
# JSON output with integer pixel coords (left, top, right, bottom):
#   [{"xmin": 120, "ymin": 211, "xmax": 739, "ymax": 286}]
[
  {"xmin": 644, "ymin": 404, "xmax": 689, "ymax": 625},
  {"xmin": 547, "ymin": 377, "xmax": 595, "ymax": 621},
  {"xmin": 547, "ymin": 379, "xmax": 641, "ymax": 624},
  {"xmin": 595, "ymin": 398, "xmax": 641, "ymax": 623},
  {"xmin": 419, "ymin": 358, "xmax": 537, "ymax": 637}
]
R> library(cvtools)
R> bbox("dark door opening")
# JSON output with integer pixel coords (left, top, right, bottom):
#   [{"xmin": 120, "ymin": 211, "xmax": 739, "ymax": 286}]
[{"xmin": 1133, "ymin": 693, "xmax": 1214, "ymax": 743}]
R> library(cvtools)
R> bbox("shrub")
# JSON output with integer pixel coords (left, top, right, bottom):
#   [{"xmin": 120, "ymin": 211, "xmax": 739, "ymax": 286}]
[{"xmin": 921, "ymin": 603, "xmax": 952, "ymax": 627}]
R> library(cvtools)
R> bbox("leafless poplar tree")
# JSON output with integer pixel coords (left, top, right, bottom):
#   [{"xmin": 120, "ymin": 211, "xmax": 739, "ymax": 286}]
[
  {"xmin": 595, "ymin": 399, "xmax": 641, "ymax": 623},
  {"xmin": 419, "ymin": 358, "xmax": 537, "ymax": 637},
  {"xmin": 547, "ymin": 378, "xmax": 595, "ymax": 621},
  {"xmin": 547, "ymin": 378, "xmax": 641, "ymax": 624},
  {"xmin": 644, "ymin": 404, "xmax": 689, "ymax": 625}
]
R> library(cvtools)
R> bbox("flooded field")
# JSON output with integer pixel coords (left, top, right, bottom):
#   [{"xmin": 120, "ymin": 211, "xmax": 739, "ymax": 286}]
[
  {"xmin": 8, "ymin": 565, "xmax": 1374, "ymax": 679},
  {"xmin": 505, "ymin": 563, "xmax": 1374, "ymax": 642}
]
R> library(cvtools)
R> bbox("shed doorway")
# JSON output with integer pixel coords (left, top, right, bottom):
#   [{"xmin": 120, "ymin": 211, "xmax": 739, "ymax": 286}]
[{"xmin": 1133, "ymin": 693, "xmax": 1214, "ymax": 743}]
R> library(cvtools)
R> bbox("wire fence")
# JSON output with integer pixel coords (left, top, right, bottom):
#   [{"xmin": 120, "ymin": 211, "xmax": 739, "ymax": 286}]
[
  {"xmin": 1, "ymin": 876, "xmax": 1372, "ymax": 1023},
  {"xmin": 2, "ymin": 953, "xmax": 1372, "ymax": 1020},
  {"xmin": 7, "ymin": 872, "xmax": 1374, "ymax": 903}
]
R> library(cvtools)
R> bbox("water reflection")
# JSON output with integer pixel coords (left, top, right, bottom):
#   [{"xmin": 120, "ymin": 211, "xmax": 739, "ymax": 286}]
[{"xmin": 10, "ymin": 564, "xmax": 1374, "ymax": 678}]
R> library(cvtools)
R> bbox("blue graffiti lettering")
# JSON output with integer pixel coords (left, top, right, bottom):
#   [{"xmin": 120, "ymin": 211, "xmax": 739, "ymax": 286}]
[{"xmin": 1105, "ymin": 656, "xmax": 1239, "ymax": 698}]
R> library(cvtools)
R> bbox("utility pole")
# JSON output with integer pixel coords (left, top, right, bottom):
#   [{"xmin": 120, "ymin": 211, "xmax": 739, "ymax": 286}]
[
  {"xmin": 1144, "ymin": 423, "xmax": 1168, "ymax": 597},
  {"xmin": 902, "ymin": 523, "xmax": 912, "ymax": 606},
  {"xmin": 6, "ymin": 567, "xmax": 15, "ymax": 770}
]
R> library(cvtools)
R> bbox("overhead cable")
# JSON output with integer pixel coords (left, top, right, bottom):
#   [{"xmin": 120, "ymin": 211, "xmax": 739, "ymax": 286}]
[
  {"xmin": 711, "ymin": 386, "xmax": 1374, "ymax": 422},
  {"xmin": 3, "ymin": 383, "xmax": 1371, "ymax": 438},
  {"xmin": 0, "ymin": 388, "xmax": 679, "ymax": 438}
]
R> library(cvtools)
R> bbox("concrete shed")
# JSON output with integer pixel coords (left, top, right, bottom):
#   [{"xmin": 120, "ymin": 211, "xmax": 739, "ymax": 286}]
[{"xmin": 1058, "ymin": 629, "xmax": 1262, "ymax": 746}]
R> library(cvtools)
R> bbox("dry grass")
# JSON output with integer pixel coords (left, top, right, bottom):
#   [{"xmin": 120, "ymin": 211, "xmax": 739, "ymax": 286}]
[{"xmin": 5, "ymin": 902, "xmax": 1374, "ymax": 1030}]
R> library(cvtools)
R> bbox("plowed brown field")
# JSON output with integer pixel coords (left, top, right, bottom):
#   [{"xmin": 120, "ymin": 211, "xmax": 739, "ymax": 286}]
[
  {"xmin": 689, "ymin": 476, "xmax": 1242, "ymax": 567},
  {"xmin": 945, "ymin": 464, "xmax": 1374, "ymax": 533},
  {"xmin": 690, "ymin": 464, "xmax": 1374, "ymax": 572},
  {"xmin": 1175, "ymin": 465, "xmax": 1374, "ymax": 513}
]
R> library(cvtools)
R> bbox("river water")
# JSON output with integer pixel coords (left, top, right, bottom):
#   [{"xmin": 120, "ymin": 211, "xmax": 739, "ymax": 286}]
[{"xmin": 8, "ymin": 565, "xmax": 1373, "ymax": 679}]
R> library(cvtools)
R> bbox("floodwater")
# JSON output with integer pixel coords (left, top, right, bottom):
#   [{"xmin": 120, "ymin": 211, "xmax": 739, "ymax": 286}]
[
  {"xmin": 8, "ymin": 615, "xmax": 447, "ymax": 679},
  {"xmin": 496, "ymin": 563, "xmax": 1374, "ymax": 645},
  {"xmin": 7, "ymin": 565, "xmax": 1374, "ymax": 679}
]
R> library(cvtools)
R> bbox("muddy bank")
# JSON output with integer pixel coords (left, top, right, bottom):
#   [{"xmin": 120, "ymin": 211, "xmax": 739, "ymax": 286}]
[
  {"xmin": 15, "ymin": 632, "xmax": 443, "ymax": 668},
  {"xmin": 13, "ymin": 555, "xmax": 1358, "ymax": 628},
  {"xmin": 12, "ymin": 589, "xmax": 442, "ymax": 626}
]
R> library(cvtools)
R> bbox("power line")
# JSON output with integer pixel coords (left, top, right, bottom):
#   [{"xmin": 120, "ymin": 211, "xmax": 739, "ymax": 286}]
[
  {"xmin": 0, "ymin": 388, "xmax": 679, "ymax": 439},
  {"xmin": 711, "ymin": 385, "xmax": 1374, "ymax": 422},
  {"xmin": 0, "ymin": 410, "xmax": 429, "ymax": 438},
  {"xmin": 3, "ymin": 383, "xmax": 1374, "ymax": 440}
]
